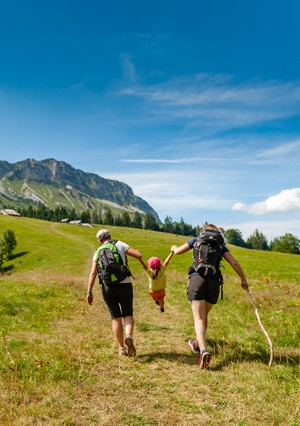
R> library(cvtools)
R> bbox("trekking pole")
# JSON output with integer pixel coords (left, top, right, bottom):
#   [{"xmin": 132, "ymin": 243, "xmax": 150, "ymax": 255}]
[{"xmin": 246, "ymin": 288, "xmax": 274, "ymax": 367}]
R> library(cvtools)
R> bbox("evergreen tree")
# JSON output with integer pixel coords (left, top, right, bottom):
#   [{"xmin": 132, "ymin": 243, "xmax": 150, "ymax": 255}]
[
  {"xmin": 1, "ymin": 229, "xmax": 17, "ymax": 259},
  {"xmin": 163, "ymin": 215, "xmax": 174, "ymax": 233},
  {"xmin": 70, "ymin": 208, "xmax": 77, "ymax": 221},
  {"xmin": 144, "ymin": 213, "xmax": 159, "ymax": 231},
  {"xmin": 91, "ymin": 209, "xmax": 99, "ymax": 224},
  {"xmin": 26, "ymin": 205, "xmax": 35, "ymax": 218},
  {"xmin": 247, "ymin": 229, "xmax": 269, "ymax": 250},
  {"xmin": 132, "ymin": 211, "xmax": 143, "ymax": 229},
  {"xmin": 175, "ymin": 217, "xmax": 191, "ymax": 236},
  {"xmin": 54, "ymin": 207, "xmax": 59, "ymax": 222},
  {"xmin": 58, "ymin": 206, "xmax": 69, "ymax": 221},
  {"xmin": 103, "ymin": 208, "xmax": 114, "ymax": 225},
  {"xmin": 114, "ymin": 214, "xmax": 123, "ymax": 226},
  {"xmin": 121, "ymin": 211, "xmax": 131, "ymax": 227},
  {"xmin": 80, "ymin": 210, "xmax": 91, "ymax": 223},
  {"xmin": 36, "ymin": 203, "xmax": 46, "ymax": 219},
  {"xmin": 46, "ymin": 208, "xmax": 55, "ymax": 221},
  {"xmin": 185, "ymin": 223, "xmax": 195, "ymax": 236}
]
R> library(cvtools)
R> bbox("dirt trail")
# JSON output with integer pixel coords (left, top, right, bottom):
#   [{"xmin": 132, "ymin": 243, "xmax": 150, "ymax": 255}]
[{"xmin": 49, "ymin": 222, "xmax": 96, "ymax": 276}]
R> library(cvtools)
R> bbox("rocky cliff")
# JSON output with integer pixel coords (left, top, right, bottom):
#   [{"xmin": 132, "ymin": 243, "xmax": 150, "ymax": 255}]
[{"xmin": 0, "ymin": 158, "xmax": 160, "ymax": 220}]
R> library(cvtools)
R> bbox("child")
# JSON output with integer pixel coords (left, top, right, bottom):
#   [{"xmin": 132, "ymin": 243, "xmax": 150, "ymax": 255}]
[{"xmin": 140, "ymin": 252, "xmax": 173, "ymax": 312}]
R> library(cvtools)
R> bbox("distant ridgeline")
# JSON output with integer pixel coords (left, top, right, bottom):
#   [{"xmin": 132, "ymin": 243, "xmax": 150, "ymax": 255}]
[{"xmin": 0, "ymin": 158, "xmax": 160, "ymax": 223}]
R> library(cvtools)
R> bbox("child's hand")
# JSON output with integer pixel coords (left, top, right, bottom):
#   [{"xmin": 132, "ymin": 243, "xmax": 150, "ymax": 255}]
[{"xmin": 164, "ymin": 251, "xmax": 174, "ymax": 266}]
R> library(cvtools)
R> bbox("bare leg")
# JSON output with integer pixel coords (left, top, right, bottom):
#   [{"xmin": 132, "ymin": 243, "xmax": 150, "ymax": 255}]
[
  {"xmin": 191, "ymin": 300, "xmax": 213, "ymax": 352},
  {"xmin": 124, "ymin": 315, "xmax": 134, "ymax": 338},
  {"xmin": 112, "ymin": 317, "xmax": 124, "ymax": 348},
  {"xmin": 124, "ymin": 316, "xmax": 136, "ymax": 356}
]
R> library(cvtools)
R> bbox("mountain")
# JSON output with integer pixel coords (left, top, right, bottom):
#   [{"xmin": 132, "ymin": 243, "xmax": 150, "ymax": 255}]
[{"xmin": 0, "ymin": 158, "xmax": 160, "ymax": 221}]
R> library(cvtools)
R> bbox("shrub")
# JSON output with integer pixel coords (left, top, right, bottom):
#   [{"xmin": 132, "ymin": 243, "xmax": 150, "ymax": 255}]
[{"xmin": 1, "ymin": 229, "xmax": 17, "ymax": 259}]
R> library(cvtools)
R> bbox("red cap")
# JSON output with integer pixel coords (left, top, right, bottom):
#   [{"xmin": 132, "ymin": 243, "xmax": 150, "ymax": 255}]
[{"xmin": 148, "ymin": 256, "xmax": 161, "ymax": 269}]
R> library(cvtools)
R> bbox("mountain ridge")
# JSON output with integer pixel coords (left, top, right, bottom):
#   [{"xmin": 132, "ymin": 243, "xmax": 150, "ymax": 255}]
[{"xmin": 0, "ymin": 158, "xmax": 160, "ymax": 220}]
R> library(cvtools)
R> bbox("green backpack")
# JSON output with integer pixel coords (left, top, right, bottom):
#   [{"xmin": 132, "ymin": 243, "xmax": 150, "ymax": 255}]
[{"xmin": 96, "ymin": 240, "xmax": 131, "ymax": 285}]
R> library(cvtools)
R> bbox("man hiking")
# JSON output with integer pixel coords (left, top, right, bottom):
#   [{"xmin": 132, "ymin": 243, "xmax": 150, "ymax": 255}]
[{"xmin": 86, "ymin": 229, "xmax": 142, "ymax": 357}]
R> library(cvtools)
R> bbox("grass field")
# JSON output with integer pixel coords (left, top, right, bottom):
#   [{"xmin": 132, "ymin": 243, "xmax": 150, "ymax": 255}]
[{"xmin": 0, "ymin": 216, "xmax": 299, "ymax": 425}]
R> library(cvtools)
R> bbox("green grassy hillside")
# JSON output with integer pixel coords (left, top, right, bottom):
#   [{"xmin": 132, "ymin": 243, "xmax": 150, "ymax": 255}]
[{"xmin": 0, "ymin": 216, "xmax": 299, "ymax": 425}]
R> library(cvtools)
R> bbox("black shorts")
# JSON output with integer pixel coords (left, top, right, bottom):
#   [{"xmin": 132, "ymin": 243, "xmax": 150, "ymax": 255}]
[
  {"xmin": 101, "ymin": 282, "xmax": 133, "ymax": 319},
  {"xmin": 187, "ymin": 273, "xmax": 221, "ymax": 304}
]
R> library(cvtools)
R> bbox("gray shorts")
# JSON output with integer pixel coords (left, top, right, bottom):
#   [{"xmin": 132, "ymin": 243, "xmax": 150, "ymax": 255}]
[{"xmin": 187, "ymin": 273, "xmax": 221, "ymax": 304}]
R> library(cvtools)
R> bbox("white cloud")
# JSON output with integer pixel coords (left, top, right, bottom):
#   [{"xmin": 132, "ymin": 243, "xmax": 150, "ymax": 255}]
[
  {"xmin": 104, "ymin": 169, "xmax": 233, "ymax": 222},
  {"xmin": 121, "ymin": 155, "xmax": 227, "ymax": 164},
  {"xmin": 102, "ymin": 169, "xmax": 300, "ymax": 240},
  {"xmin": 232, "ymin": 188, "xmax": 300, "ymax": 215},
  {"xmin": 121, "ymin": 54, "xmax": 137, "ymax": 82},
  {"xmin": 257, "ymin": 140, "xmax": 300, "ymax": 158},
  {"xmin": 119, "ymin": 74, "xmax": 300, "ymax": 131},
  {"xmin": 122, "ymin": 158, "xmax": 185, "ymax": 164}
]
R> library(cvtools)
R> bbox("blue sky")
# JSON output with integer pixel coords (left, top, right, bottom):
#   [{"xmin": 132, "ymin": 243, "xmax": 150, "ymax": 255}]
[{"xmin": 1, "ymin": 0, "xmax": 300, "ymax": 241}]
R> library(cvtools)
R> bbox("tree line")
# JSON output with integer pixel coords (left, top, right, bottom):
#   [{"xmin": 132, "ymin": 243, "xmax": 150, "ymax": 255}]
[
  {"xmin": 3, "ymin": 204, "xmax": 300, "ymax": 254},
  {"xmin": 224, "ymin": 228, "xmax": 300, "ymax": 255},
  {"xmin": 13, "ymin": 204, "xmax": 199, "ymax": 236}
]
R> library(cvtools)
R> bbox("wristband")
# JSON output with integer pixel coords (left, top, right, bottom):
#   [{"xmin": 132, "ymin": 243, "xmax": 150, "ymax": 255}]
[{"xmin": 86, "ymin": 291, "xmax": 92, "ymax": 295}]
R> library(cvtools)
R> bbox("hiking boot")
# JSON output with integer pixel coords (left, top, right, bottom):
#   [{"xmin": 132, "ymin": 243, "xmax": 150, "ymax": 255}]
[
  {"xmin": 188, "ymin": 338, "xmax": 200, "ymax": 354},
  {"xmin": 160, "ymin": 307, "xmax": 165, "ymax": 313},
  {"xmin": 119, "ymin": 347, "xmax": 127, "ymax": 356},
  {"xmin": 155, "ymin": 301, "xmax": 160, "ymax": 305},
  {"xmin": 199, "ymin": 350, "xmax": 211, "ymax": 369},
  {"xmin": 125, "ymin": 336, "xmax": 136, "ymax": 357}
]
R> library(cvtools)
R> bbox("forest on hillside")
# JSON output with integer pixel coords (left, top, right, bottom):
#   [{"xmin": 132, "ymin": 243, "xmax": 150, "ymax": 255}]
[{"xmin": 2, "ymin": 203, "xmax": 300, "ymax": 255}]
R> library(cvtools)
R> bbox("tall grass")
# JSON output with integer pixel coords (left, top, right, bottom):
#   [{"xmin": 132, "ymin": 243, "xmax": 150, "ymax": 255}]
[{"xmin": 0, "ymin": 216, "xmax": 299, "ymax": 425}]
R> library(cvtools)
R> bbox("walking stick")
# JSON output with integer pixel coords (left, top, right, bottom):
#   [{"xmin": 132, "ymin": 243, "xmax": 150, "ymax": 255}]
[{"xmin": 246, "ymin": 288, "xmax": 274, "ymax": 367}]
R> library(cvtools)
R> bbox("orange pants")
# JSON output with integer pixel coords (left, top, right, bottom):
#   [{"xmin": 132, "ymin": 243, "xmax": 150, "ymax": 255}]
[{"xmin": 149, "ymin": 289, "xmax": 166, "ymax": 301}]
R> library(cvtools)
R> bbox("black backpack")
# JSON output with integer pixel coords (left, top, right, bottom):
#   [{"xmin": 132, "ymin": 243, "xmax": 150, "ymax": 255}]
[
  {"xmin": 96, "ymin": 240, "xmax": 131, "ymax": 285},
  {"xmin": 193, "ymin": 229, "xmax": 225, "ymax": 276}
]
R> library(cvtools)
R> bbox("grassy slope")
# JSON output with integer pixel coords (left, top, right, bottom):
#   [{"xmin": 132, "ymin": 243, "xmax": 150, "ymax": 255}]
[{"xmin": 0, "ymin": 216, "xmax": 299, "ymax": 426}]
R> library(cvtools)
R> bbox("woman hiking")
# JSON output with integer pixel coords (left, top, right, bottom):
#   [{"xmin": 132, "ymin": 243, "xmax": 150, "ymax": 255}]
[{"xmin": 171, "ymin": 224, "xmax": 249, "ymax": 369}]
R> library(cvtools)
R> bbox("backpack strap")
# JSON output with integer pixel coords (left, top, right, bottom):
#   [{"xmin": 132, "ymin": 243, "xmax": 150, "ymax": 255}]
[{"xmin": 110, "ymin": 240, "xmax": 134, "ymax": 279}]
